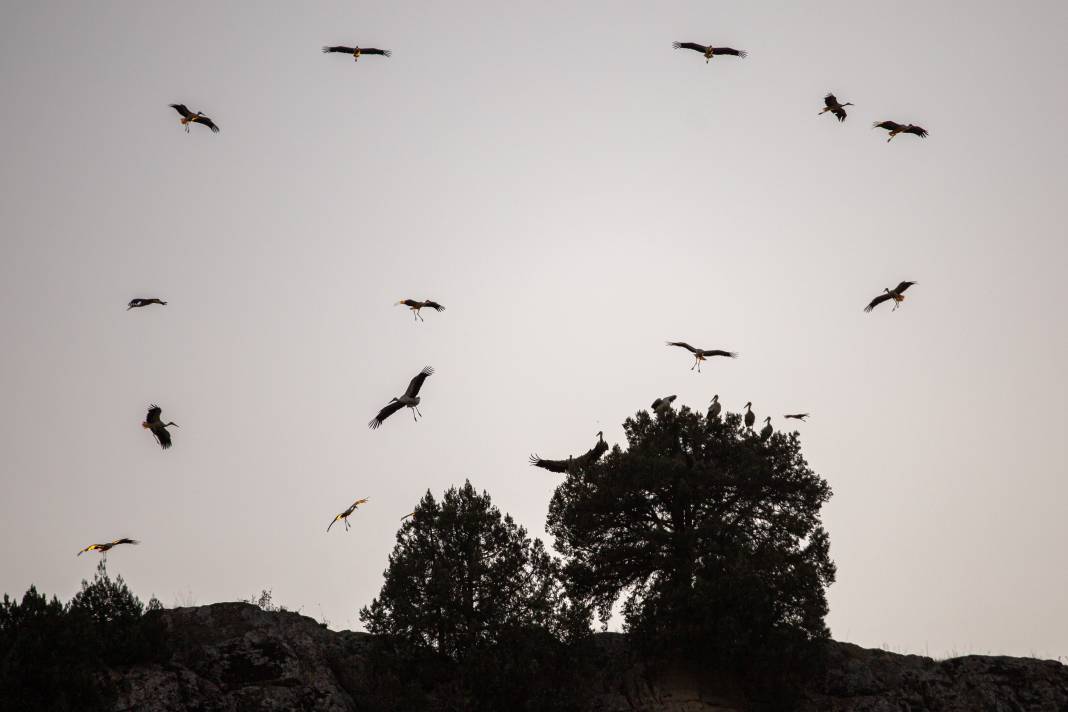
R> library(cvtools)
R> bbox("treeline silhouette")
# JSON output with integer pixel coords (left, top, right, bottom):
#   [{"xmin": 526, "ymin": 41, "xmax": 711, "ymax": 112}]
[{"xmin": 1, "ymin": 403, "xmax": 834, "ymax": 711}]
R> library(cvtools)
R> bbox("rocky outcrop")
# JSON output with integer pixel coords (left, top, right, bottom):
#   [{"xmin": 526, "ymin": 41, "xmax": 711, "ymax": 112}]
[{"xmin": 107, "ymin": 603, "xmax": 1068, "ymax": 712}]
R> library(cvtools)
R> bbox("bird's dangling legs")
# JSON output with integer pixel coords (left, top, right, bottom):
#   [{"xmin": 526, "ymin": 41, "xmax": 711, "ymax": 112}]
[
  {"xmin": 416, "ymin": 311, "xmax": 424, "ymax": 322},
  {"xmin": 411, "ymin": 408, "xmax": 418, "ymax": 421}
]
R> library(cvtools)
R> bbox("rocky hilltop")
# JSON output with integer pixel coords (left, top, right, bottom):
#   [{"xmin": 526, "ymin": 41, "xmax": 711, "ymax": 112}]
[{"xmin": 107, "ymin": 603, "xmax": 1068, "ymax": 712}]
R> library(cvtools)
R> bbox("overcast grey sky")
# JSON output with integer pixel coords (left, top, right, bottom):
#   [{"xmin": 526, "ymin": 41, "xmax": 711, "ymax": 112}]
[{"xmin": 2, "ymin": 0, "xmax": 1067, "ymax": 657}]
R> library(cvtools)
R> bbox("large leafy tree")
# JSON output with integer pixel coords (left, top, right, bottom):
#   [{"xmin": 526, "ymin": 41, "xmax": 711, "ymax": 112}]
[{"xmin": 547, "ymin": 405, "xmax": 835, "ymax": 665}]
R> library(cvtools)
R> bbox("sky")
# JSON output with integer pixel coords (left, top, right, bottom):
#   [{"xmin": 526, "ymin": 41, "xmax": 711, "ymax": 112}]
[{"xmin": 1, "ymin": 0, "xmax": 1067, "ymax": 659}]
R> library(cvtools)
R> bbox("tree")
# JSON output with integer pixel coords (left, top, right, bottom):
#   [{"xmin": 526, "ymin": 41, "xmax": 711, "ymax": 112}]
[{"xmin": 547, "ymin": 405, "xmax": 835, "ymax": 670}]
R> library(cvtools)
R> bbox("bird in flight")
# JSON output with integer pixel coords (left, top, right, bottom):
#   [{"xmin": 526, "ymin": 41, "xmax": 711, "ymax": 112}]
[
  {"xmin": 666, "ymin": 342, "xmax": 737, "ymax": 373},
  {"xmin": 77, "ymin": 538, "xmax": 139, "ymax": 559},
  {"xmin": 872, "ymin": 121, "xmax": 927, "ymax": 142},
  {"xmin": 864, "ymin": 281, "xmax": 917, "ymax": 313},
  {"xmin": 127, "ymin": 298, "xmax": 167, "ymax": 310},
  {"xmin": 672, "ymin": 42, "xmax": 747, "ymax": 62},
  {"xmin": 530, "ymin": 432, "xmax": 607, "ymax": 474},
  {"xmin": 784, "ymin": 413, "xmax": 809, "ymax": 421},
  {"xmin": 322, "ymin": 45, "xmax": 392, "ymax": 62},
  {"xmin": 143, "ymin": 404, "xmax": 179, "ymax": 449},
  {"xmin": 820, "ymin": 94, "xmax": 853, "ymax": 122},
  {"xmin": 169, "ymin": 104, "xmax": 219, "ymax": 134},
  {"xmin": 327, "ymin": 498, "xmax": 369, "ymax": 532},
  {"xmin": 744, "ymin": 402, "xmax": 755, "ymax": 429},
  {"xmin": 369, "ymin": 366, "xmax": 434, "ymax": 429},
  {"xmin": 396, "ymin": 299, "xmax": 445, "ymax": 322},
  {"xmin": 652, "ymin": 395, "xmax": 677, "ymax": 417}
]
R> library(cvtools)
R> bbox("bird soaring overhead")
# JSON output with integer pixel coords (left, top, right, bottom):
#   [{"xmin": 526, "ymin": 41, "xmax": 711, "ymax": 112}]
[
  {"xmin": 369, "ymin": 366, "xmax": 434, "ymax": 429},
  {"xmin": 784, "ymin": 413, "xmax": 809, "ymax": 421},
  {"xmin": 820, "ymin": 94, "xmax": 853, "ymax": 122},
  {"xmin": 529, "ymin": 431, "xmax": 608, "ymax": 474},
  {"xmin": 744, "ymin": 402, "xmax": 755, "ymax": 429},
  {"xmin": 666, "ymin": 342, "xmax": 737, "ymax": 373},
  {"xmin": 708, "ymin": 395, "xmax": 722, "ymax": 420},
  {"xmin": 142, "ymin": 405, "xmax": 178, "ymax": 449},
  {"xmin": 127, "ymin": 298, "xmax": 167, "ymax": 310},
  {"xmin": 396, "ymin": 299, "xmax": 445, "ymax": 322},
  {"xmin": 864, "ymin": 281, "xmax": 917, "ymax": 313},
  {"xmin": 77, "ymin": 538, "xmax": 138, "ymax": 558},
  {"xmin": 322, "ymin": 45, "xmax": 391, "ymax": 61},
  {"xmin": 872, "ymin": 121, "xmax": 928, "ymax": 142},
  {"xmin": 327, "ymin": 498, "xmax": 369, "ymax": 532},
  {"xmin": 169, "ymin": 104, "xmax": 219, "ymax": 133},
  {"xmin": 672, "ymin": 42, "xmax": 747, "ymax": 62},
  {"xmin": 651, "ymin": 395, "xmax": 677, "ymax": 417}
]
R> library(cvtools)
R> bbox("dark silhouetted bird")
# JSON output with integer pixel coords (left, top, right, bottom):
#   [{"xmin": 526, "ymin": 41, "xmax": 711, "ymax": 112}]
[
  {"xmin": 784, "ymin": 413, "xmax": 809, "ymax": 421},
  {"xmin": 396, "ymin": 299, "xmax": 445, "ymax": 322},
  {"xmin": 327, "ymin": 498, "xmax": 369, "ymax": 532},
  {"xmin": 708, "ymin": 395, "xmax": 722, "ymax": 420},
  {"xmin": 873, "ymin": 121, "xmax": 927, "ymax": 142},
  {"xmin": 369, "ymin": 366, "xmax": 434, "ymax": 429},
  {"xmin": 77, "ymin": 538, "xmax": 138, "ymax": 558},
  {"xmin": 820, "ymin": 94, "xmax": 853, "ymax": 122},
  {"xmin": 864, "ymin": 281, "xmax": 917, "ymax": 312},
  {"xmin": 127, "ymin": 298, "xmax": 167, "ymax": 310},
  {"xmin": 322, "ymin": 45, "xmax": 391, "ymax": 61},
  {"xmin": 142, "ymin": 405, "xmax": 178, "ymax": 449},
  {"xmin": 744, "ymin": 402, "xmax": 755, "ymax": 429},
  {"xmin": 759, "ymin": 417, "xmax": 773, "ymax": 441},
  {"xmin": 672, "ymin": 42, "xmax": 747, "ymax": 62},
  {"xmin": 666, "ymin": 342, "xmax": 737, "ymax": 373},
  {"xmin": 652, "ymin": 395, "xmax": 677, "ymax": 417},
  {"xmin": 529, "ymin": 431, "xmax": 607, "ymax": 474},
  {"xmin": 169, "ymin": 104, "xmax": 219, "ymax": 133}
]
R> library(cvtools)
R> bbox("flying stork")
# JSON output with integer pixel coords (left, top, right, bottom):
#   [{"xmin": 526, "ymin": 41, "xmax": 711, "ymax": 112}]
[
  {"xmin": 672, "ymin": 42, "xmax": 747, "ymax": 62},
  {"xmin": 327, "ymin": 498, "xmax": 370, "ymax": 532},
  {"xmin": 652, "ymin": 395, "xmax": 677, "ymax": 417},
  {"xmin": 142, "ymin": 405, "xmax": 178, "ymax": 449},
  {"xmin": 369, "ymin": 366, "xmax": 434, "ymax": 429},
  {"xmin": 864, "ymin": 281, "xmax": 917, "ymax": 313},
  {"xmin": 396, "ymin": 299, "xmax": 445, "ymax": 322},
  {"xmin": 873, "ymin": 121, "xmax": 928, "ymax": 142},
  {"xmin": 820, "ymin": 94, "xmax": 853, "ymax": 122},
  {"xmin": 759, "ymin": 417, "xmax": 773, "ymax": 441},
  {"xmin": 743, "ymin": 402, "xmax": 755, "ymax": 429},
  {"xmin": 169, "ymin": 104, "xmax": 219, "ymax": 133},
  {"xmin": 784, "ymin": 413, "xmax": 809, "ymax": 422},
  {"xmin": 708, "ymin": 395, "xmax": 722, "ymax": 420},
  {"xmin": 529, "ymin": 432, "xmax": 607, "ymax": 474},
  {"xmin": 77, "ymin": 538, "xmax": 139, "ymax": 559},
  {"xmin": 322, "ymin": 45, "xmax": 392, "ymax": 62},
  {"xmin": 666, "ymin": 342, "xmax": 737, "ymax": 373},
  {"xmin": 127, "ymin": 298, "xmax": 167, "ymax": 310}
]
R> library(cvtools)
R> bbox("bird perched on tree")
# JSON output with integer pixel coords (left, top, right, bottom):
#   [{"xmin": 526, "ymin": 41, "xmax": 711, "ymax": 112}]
[
  {"xmin": 759, "ymin": 417, "xmax": 773, "ymax": 441},
  {"xmin": 169, "ymin": 104, "xmax": 219, "ymax": 133},
  {"xmin": 529, "ymin": 432, "xmax": 607, "ymax": 474},
  {"xmin": 322, "ymin": 45, "xmax": 392, "ymax": 62},
  {"xmin": 652, "ymin": 395, "xmax": 677, "ymax": 417},
  {"xmin": 666, "ymin": 342, "xmax": 737, "ymax": 373},
  {"xmin": 142, "ymin": 405, "xmax": 178, "ymax": 449},
  {"xmin": 672, "ymin": 42, "xmax": 747, "ymax": 62},
  {"xmin": 864, "ymin": 281, "xmax": 917, "ymax": 313},
  {"xmin": 396, "ymin": 299, "xmax": 445, "ymax": 322},
  {"xmin": 784, "ymin": 413, "xmax": 809, "ymax": 422},
  {"xmin": 708, "ymin": 395, "xmax": 722, "ymax": 420},
  {"xmin": 127, "ymin": 298, "xmax": 167, "ymax": 310},
  {"xmin": 369, "ymin": 366, "xmax": 434, "ymax": 429},
  {"xmin": 820, "ymin": 94, "xmax": 853, "ymax": 122},
  {"xmin": 77, "ymin": 538, "xmax": 138, "ymax": 559},
  {"xmin": 872, "ymin": 121, "xmax": 927, "ymax": 142},
  {"xmin": 743, "ymin": 402, "xmax": 755, "ymax": 429},
  {"xmin": 327, "ymin": 498, "xmax": 369, "ymax": 532}
]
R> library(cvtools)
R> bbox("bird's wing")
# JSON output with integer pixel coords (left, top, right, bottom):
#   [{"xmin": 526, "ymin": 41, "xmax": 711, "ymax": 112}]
[
  {"xmin": 146, "ymin": 405, "xmax": 162, "ymax": 424},
  {"xmin": 832, "ymin": 107, "xmax": 847, "ymax": 122},
  {"xmin": 873, "ymin": 121, "xmax": 902, "ymax": 131},
  {"xmin": 824, "ymin": 94, "xmax": 838, "ymax": 108},
  {"xmin": 327, "ymin": 515, "xmax": 341, "ymax": 532},
  {"xmin": 893, "ymin": 281, "xmax": 917, "ymax": 294},
  {"xmin": 650, "ymin": 398, "xmax": 663, "ymax": 408},
  {"xmin": 699, "ymin": 349, "xmax": 737, "ymax": 358},
  {"xmin": 905, "ymin": 125, "xmax": 928, "ymax": 138},
  {"xmin": 711, "ymin": 47, "xmax": 747, "ymax": 57},
  {"xmin": 362, "ymin": 48, "xmax": 391, "ymax": 56},
  {"xmin": 169, "ymin": 104, "xmax": 193, "ymax": 118},
  {"xmin": 112, "ymin": 538, "xmax": 139, "ymax": 546},
  {"xmin": 672, "ymin": 42, "xmax": 708, "ymax": 52},
  {"xmin": 194, "ymin": 116, "xmax": 220, "ymax": 133},
  {"xmin": 528, "ymin": 454, "xmax": 570, "ymax": 473},
  {"xmin": 77, "ymin": 544, "xmax": 97, "ymax": 556},
  {"xmin": 404, "ymin": 366, "xmax": 434, "ymax": 398},
  {"xmin": 369, "ymin": 400, "xmax": 405, "ymax": 429},
  {"xmin": 785, "ymin": 413, "xmax": 809, "ymax": 420},
  {"xmin": 864, "ymin": 293, "xmax": 893, "ymax": 312},
  {"xmin": 666, "ymin": 341, "xmax": 698, "ymax": 354},
  {"xmin": 153, "ymin": 427, "xmax": 172, "ymax": 449},
  {"xmin": 423, "ymin": 301, "xmax": 445, "ymax": 312},
  {"xmin": 574, "ymin": 438, "xmax": 610, "ymax": 467},
  {"xmin": 352, "ymin": 497, "xmax": 370, "ymax": 508},
  {"xmin": 322, "ymin": 46, "xmax": 355, "ymax": 54}
]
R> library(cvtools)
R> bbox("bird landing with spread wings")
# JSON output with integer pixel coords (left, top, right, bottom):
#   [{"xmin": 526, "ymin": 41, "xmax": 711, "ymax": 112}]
[
  {"xmin": 77, "ymin": 538, "xmax": 139, "ymax": 559},
  {"xmin": 864, "ymin": 281, "xmax": 917, "ymax": 312},
  {"xmin": 873, "ymin": 121, "xmax": 928, "ymax": 142},
  {"xmin": 820, "ymin": 94, "xmax": 853, "ymax": 122},
  {"xmin": 672, "ymin": 42, "xmax": 747, "ymax": 62},
  {"xmin": 142, "ymin": 405, "xmax": 178, "ymax": 449},
  {"xmin": 322, "ymin": 45, "xmax": 392, "ymax": 62},
  {"xmin": 127, "ymin": 298, "xmax": 167, "ymax": 310},
  {"xmin": 396, "ymin": 299, "xmax": 445, "ymax": 322},
  {"xmin": 169, "ymin": 104, "xmax": 219, "ymax": 133},
  {"xmin": 666, "ymin": 342, "xmax": 737, "ymax": 372},
  {"xmin": 529, "ymin": 431, "xmax": 607, "ymax": 474},
  {"xmin": 652, "ymin": 395, "xmax": 677, "ymax": 417},
  {"xmin": 369, "ymin": 366, "xmax": 434, "ymax": 429},
  {"xmin": 327, "ymin": 498, "xmax": 369, "ymax": 532}
]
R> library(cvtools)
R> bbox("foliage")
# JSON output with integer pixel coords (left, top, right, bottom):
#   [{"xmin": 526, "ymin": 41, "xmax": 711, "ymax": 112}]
[
  {"xmin": 243, "ymin": 588, "xmax": 288, "ymax": 612},
  {"xmin": 547, "ymin": 404, "xmax": 836, "ymax": 682}
]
